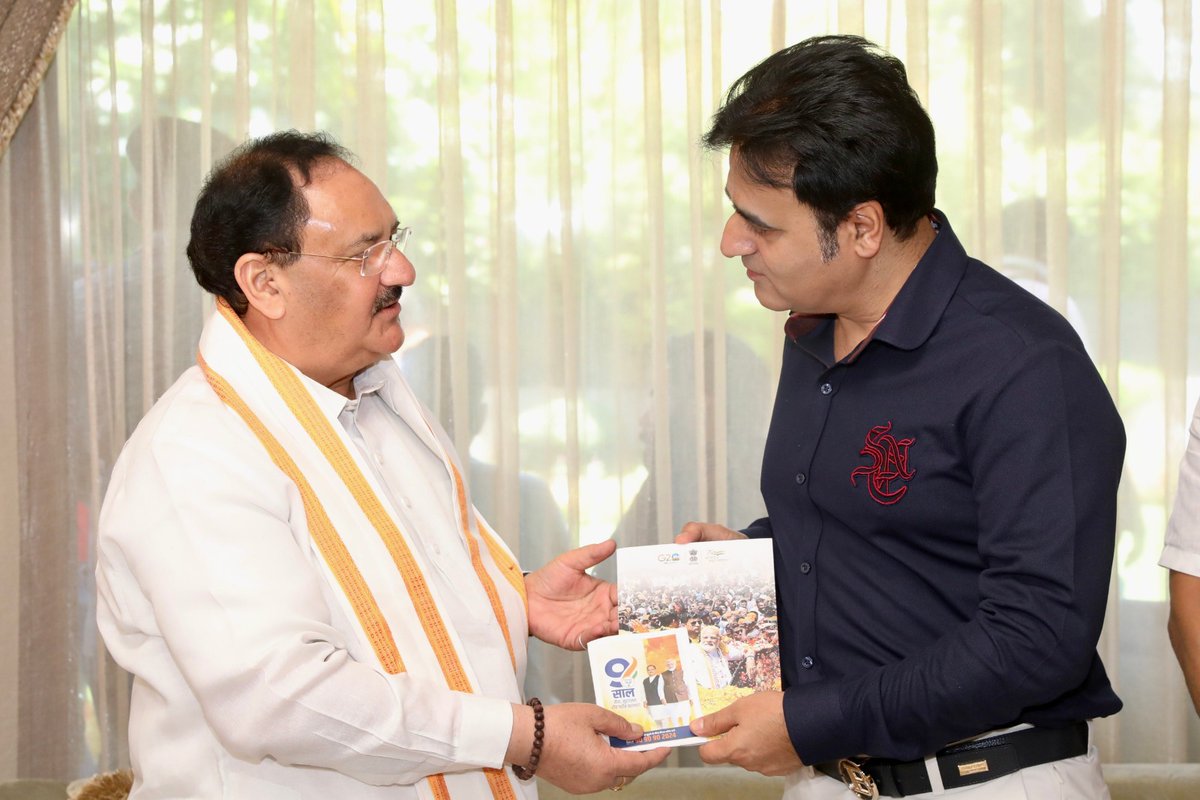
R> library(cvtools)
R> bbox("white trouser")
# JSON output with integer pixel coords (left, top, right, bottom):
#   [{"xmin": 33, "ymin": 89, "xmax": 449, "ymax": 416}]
[{"xmin": 782, "ymin": 724, "xmax": 1109, "ymax": 800}]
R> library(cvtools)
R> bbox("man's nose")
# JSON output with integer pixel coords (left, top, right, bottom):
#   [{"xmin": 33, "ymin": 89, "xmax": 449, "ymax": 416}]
[
  {"xmin": 720, "ymin": 215, "xmax": 755, "ymax": 258},
  {"xmin": 382, "ymin": 250, "xmax": 415, "ymax": 286}
]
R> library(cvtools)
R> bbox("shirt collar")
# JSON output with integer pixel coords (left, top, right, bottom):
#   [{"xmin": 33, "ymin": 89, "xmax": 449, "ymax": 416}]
[
  {"xmin": 784, "ymin": 210, "xmax": 967, "ymax": 363},
  {"xmin": 868, "ymin": 210, "xmax": 966, "ymax": 352}
]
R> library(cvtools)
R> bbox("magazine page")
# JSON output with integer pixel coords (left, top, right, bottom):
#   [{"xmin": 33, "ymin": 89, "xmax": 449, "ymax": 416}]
[
  {"xmin": 587, "ymin": 628, "xmax": 707, "ymax": 750},
  {"xmin": 616, "ymin": 538, "xmax": 780, "ymax": 718},
  {"xmin": 586, "ymin": 538, "xmax": 780, "ymax": 749}
]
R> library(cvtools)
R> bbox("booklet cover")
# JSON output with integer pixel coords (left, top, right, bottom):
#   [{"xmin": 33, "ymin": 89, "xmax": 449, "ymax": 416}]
[
  {"xmin": 587, "ymin": 628, "xmax": 707, "ymax": 749},
  {"xmin": 588, "ymin": 538, "xmax": 780, "ymax": 749}
]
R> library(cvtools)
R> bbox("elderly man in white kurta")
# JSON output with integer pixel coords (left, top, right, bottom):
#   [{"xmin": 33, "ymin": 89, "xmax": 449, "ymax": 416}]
[{"xmin": 95, "ymin": 131, "xmax": 667, "ymax": 799}]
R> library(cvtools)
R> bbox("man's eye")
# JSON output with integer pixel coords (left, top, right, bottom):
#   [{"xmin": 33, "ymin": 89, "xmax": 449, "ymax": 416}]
[{"xmin": 739, "ymin": 213, "xmax": 771, "ymax": 236}]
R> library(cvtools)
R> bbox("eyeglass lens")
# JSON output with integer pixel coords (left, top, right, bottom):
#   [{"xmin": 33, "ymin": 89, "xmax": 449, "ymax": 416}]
[{"xmin": 362, "ymin": 227, "xmax": 411, "ymax": 277}]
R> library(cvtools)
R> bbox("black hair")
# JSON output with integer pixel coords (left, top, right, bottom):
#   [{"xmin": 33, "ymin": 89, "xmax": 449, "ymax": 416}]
[
  {"xmin": 186, "ymin": 130, "xmax": 353, "ymax": 314},
  {"xmin": 703, "ymin": 35, "xmax": 937, "ymax": 255}
]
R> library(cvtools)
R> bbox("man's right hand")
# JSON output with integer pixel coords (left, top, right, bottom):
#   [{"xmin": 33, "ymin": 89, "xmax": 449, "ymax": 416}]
[
  {"xmin": 676, "ymin": 521, "xmax": 747, "ymax": 544},
  {"xmin": 692, "ymin": 691, "xmax": 802, "ymax": 776},
  {"xmin": 507, "ymin": 702, "xmax": 669, "ymax": 794}
]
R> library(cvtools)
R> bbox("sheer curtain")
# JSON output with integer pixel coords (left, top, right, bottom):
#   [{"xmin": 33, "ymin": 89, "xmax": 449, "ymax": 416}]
[{"xmin": 2, "ymin": 0, "xmax": 1198, "ymax": 782}]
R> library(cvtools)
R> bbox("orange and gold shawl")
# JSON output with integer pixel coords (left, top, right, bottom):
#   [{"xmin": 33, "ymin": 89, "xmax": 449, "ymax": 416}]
[{"xmin": 198, "ymin": 300, "xmax": 528, "ymax": 800}]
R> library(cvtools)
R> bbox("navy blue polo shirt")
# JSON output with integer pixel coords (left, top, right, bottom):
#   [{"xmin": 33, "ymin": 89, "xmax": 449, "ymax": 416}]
[{"xmin": 743, "ymin": 211, "xmax": 1124, "ymax": 764}]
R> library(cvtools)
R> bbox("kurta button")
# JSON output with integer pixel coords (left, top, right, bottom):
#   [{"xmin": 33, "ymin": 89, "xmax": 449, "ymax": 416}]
[
  {"xmin": 795, "ymin": 472, "xmax": 807, "ymax": 485},
  {"xmin": 800, "ymin": 562, "xmax": 811, "ymax": 574},
  {"xmin": 801, "ymin": 656, "xmax": 814, "ymax": 669},
  {"xmin": 820, "ymin": 382, "xmax": 832, "ymax": 395}
]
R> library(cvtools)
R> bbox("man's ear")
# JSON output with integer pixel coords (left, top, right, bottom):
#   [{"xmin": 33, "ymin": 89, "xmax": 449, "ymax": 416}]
[
  {"xmin": 234, "ymin": 252, "xmax": 286, "ymax": 320},
  {"xmin": 849, "ymin": 201, "xmax": 885, "ymax": 259}
]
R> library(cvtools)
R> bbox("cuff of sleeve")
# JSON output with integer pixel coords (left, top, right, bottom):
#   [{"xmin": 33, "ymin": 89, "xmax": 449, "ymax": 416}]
[
  {"xmin": 457, "ymin": 694, "xmax": 515, "ymax": 769},
  {"xmin": 1161, "ymin": 544, "xmax": 1200, "ymax": 577},
  {"xmin": 741, "ymin": 525, "xmax": 772, "ymax": 539},
  {"xmin": 782, "ymin": 682, "xmax": 857, "ymax": 765}
]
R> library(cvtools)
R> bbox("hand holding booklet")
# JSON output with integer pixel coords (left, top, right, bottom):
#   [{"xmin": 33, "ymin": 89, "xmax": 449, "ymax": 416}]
[{"xmin": 587, "ymin": 538, "xmax": 779, "ymax": 750}]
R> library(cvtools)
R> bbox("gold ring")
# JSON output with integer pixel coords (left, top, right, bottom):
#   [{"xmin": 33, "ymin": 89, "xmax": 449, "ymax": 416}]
[{"xmin": 609, "ymin": 776, "xmax": 627, "ymax": 792}]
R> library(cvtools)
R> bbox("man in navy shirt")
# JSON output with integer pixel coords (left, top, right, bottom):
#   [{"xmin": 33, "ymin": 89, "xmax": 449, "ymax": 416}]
[{"xmin": 679, "ymin": 36, "xmax": 1124, "ymax": 799}]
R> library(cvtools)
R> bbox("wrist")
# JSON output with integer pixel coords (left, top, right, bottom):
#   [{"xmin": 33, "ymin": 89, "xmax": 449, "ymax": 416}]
[
  {"xmin": 505, "ymin": 702, "xmax": 533, "ymax": 766},
  {"xmin": 507, "ymin": 697, "xmax": 545, "ymax": 780}
]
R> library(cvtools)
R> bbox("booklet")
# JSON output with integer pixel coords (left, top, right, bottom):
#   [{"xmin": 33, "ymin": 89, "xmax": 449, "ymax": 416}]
[
  {"xmin": 588, "ymin": 628, "xmax": 706, "ymax": 749},
  {"xmin": 587, "ymin": 538, "xmax": 780, "ymax": 749}
]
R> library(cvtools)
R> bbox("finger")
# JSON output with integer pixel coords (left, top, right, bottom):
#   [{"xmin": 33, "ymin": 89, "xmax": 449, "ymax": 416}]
[
  {"xmin": 696, "ymin": 737, "xmax": 734, "ymax": 766},
  {"xmin": 613, "ymin": 747, "xmax": 671, "ymax": 775},
  {"xmin": 675, "ymin": 523, "xmax": 704, "ymax": 544},
  {"xmin": 573, "ymin": 621, "xmax": 612, "ymax": 651},
  {"xmin": 585, "ymin": 620, "xmax": 614, "ymax": 644}
]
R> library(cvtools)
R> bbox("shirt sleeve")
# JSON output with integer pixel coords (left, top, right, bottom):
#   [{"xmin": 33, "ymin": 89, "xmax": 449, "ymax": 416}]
[
  {"xmin": 1162, "ymin": 397, "xmax": 1200, "ymax": 576},
  {"xmin": 742, "ymin": 516, "xmax": 774, "ymax": 538},
  {"xmin": 95, "ymin": 396, "xmax": 514, "ymax": 785},
  {"xmin": 783, "ymin": 340, "xmax": 1124, "ymax": 763}
]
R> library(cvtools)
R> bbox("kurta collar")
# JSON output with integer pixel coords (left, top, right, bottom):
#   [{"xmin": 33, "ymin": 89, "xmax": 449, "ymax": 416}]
[
  {"xmin": 300, "ymin": 357, "xmax": 447, "ymax": 470},
  {"xmin": 302, "ymin": 359, "xmax": 402, "ymax": 420}
]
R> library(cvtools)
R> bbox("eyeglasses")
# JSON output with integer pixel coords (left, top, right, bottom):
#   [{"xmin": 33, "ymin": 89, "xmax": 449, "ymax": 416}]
[{"xmin": 279, "ymin": 226, "xmax": 413, "ymax": 277}]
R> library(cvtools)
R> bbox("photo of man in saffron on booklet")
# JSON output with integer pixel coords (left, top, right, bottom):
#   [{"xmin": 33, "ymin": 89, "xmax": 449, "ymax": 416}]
[{"xmin": 587, "ymin": 538, "xmax": 780, "ymax": 749}]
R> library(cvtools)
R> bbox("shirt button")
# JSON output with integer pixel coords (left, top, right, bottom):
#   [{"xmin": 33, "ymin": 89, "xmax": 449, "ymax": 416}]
[
  {"xmin": 374, "ymin": 452, "xmax": 385, "ymax": 465},
  {"xmin": 401, "ymin": 496, "xmax": 414, "ymax": 508},
  {"xmin": 800, "ymin": 562, "xmax": 811, "ymax": 574},
  {"xmin": 795, "ymin": 472, "xmax": 807, "ymax": 485},
  {"xmin": 801, "ymin": 656, "xmax": 814, "ymax": 669},
  {"xmin": 820, "ymin": 382, "xmax": 833, "ymax": 395}
]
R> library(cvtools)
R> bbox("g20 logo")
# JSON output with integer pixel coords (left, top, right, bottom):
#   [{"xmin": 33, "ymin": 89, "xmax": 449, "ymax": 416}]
[
  {"xmin": 656, "ymin": 553, "xmax": 681, "ymax": 563},
  {"xmin": 605, "ymin": 656, "xmax": 638, "ymax": 688}
]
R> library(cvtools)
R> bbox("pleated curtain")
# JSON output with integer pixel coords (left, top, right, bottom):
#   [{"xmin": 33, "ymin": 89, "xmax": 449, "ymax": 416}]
[{"xmin": 2, "ymin": 0, "xmax": 1199, "ymax": 779}]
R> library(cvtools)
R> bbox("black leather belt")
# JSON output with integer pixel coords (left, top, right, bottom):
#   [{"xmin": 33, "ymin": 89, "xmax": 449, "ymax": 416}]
[{"xmin": 815, "ymin": 721, "xmax": 1089, "ymax": 798}]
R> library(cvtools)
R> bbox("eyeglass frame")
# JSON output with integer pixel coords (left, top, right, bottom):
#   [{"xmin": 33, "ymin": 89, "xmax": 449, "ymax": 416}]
[{"xmin": 272, "ymin": 225, "xmax": 413, "ymax": 277}]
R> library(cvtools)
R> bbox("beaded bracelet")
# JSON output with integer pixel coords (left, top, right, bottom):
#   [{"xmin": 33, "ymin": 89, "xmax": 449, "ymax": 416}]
[{"xmin": 511, "ymin": 697, "xmax": 545, "ymax": 780}]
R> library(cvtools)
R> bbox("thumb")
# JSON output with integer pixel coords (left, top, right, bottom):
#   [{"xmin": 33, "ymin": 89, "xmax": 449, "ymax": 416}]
[
  {"xmin": 690, "ymin": 706, "xmax": 735, "ymax": 737},
  {"xmin": 560, "ymin": 539, "xmax": 617, "ymax": 571},
  {"xmin": 591, "ymin": 706, "xmax": 645, "ymax": 742}
]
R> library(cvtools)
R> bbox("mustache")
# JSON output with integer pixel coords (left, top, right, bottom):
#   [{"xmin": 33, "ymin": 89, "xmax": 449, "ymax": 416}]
[{"xmin": 372, "ymin": 286, "xmax": 403, "ymax": 314}]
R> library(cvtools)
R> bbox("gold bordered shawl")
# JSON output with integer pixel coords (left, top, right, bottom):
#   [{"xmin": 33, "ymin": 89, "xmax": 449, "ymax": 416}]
[{"xmin": 198, "ymin": 301, "xmax": 527, "ymax": 800}]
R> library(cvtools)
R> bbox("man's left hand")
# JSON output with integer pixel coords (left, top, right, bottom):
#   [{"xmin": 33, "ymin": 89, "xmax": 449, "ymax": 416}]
[
  {"xmin": 691, "ymin": 691, "xmax": 804, "ymax": 776},
  {"xmin": 526, "ymin": 539, "xmax": 618, "ymax": 650}
]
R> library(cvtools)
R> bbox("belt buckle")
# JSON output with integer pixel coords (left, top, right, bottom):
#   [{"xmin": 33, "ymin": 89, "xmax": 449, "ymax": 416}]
[{"xmin": 837, "ymin": 758, "xmax": 879, "ymax": 799}]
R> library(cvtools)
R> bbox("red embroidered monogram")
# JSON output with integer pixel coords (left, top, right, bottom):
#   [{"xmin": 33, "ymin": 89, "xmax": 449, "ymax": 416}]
[{"xmin": 850, "ymin": 422, "xmax": 916, "ymax": 505}]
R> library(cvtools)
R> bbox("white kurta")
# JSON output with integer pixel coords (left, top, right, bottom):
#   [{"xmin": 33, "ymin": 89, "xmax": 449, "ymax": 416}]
[{"xmin": 96, "ymin": 312, "xmax": 532, "ymax": 799}]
